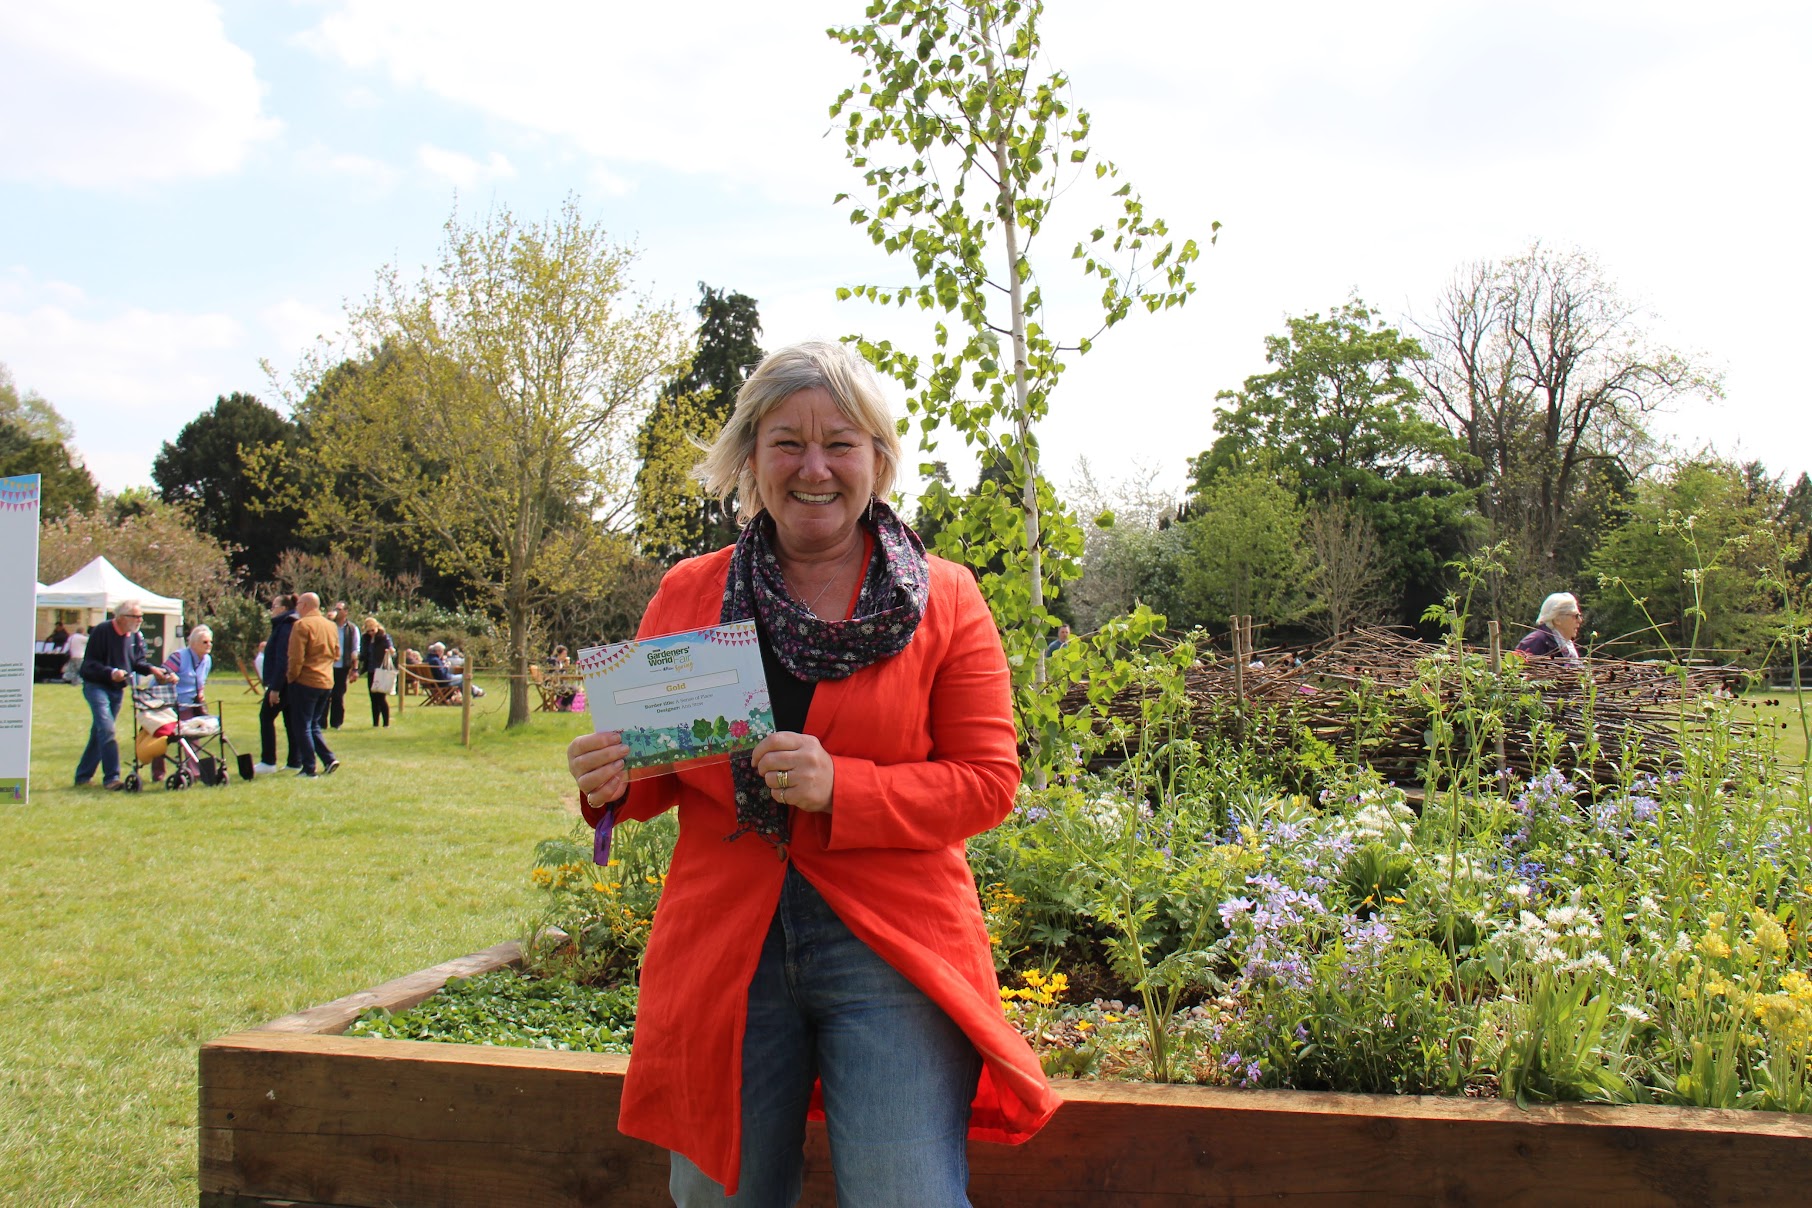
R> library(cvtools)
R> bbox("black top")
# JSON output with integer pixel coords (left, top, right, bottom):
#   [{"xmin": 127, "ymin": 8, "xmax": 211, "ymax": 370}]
[
  {"xmin": 262, "ymin": 612, "xmax": 298, "ymax": 690},
  {"xmin": 757, "ymin": 620, "xmax": 815, "ymax": 733},
  {"xmin": 362, "ymin": 630, "xmax": 392, "ymax": 675},
  {"xmin": 80, "ymin": 622, "xmax": 155, "ymax": 686}
]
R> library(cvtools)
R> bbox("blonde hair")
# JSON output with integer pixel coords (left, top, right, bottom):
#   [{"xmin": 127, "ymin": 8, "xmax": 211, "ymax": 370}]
[{"xmin": 697, "ymin": 340, "xmax": 901, "ymax": 523}]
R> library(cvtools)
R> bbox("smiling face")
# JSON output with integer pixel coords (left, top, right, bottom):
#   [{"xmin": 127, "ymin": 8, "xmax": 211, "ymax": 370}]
[{"xmin": 749, "ymin": 386, "xmax": 880, "ymax": 559}]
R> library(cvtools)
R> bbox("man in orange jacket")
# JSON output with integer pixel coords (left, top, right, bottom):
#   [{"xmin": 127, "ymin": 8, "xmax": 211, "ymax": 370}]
[{"xmin": 286, "ymin": 592, "xmax": 341, "ymax": 778}]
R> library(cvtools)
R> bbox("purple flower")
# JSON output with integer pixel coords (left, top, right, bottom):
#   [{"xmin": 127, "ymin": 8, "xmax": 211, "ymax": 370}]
[{"xmin": 1218, "ymin": 897, "xmax": 1255, "ymax": 928}]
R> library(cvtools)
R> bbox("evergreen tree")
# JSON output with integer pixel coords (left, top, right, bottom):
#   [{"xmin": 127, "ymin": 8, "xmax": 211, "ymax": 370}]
[{"xmin": 633, "ymin": 285, "xmax": 763, "ymax": 561}]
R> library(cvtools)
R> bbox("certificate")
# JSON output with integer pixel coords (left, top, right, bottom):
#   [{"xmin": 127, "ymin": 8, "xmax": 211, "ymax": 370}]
[{"xmin": 577, "ymin": 621, "xmax": 774, "ymax": 780}]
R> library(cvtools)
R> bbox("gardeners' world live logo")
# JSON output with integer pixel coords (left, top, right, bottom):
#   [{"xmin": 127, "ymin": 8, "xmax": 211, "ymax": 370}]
[{"xmin": 646, "ymin": 644, "xmax": 694, "ymax": 676}]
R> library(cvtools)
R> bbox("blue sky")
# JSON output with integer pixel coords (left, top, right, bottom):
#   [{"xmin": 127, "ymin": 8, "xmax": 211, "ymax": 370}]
[{"xmin": 2, "ymin": 0, "xmax": 1807, "ymax": 504}]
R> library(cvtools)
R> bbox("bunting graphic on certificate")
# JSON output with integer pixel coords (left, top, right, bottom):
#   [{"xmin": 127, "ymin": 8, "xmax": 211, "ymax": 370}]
[{"xmin": 577, "ymin": 621, "xmax": 774, "ymax": 779}]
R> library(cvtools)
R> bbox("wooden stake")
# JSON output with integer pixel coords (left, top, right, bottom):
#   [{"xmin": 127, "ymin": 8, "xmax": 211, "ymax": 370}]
[
  {"xmin": 1232, "ymin": 615, "xmax": 1245, "ymax": 709},
  {"xmin": 1488, "ymin": 621, "xmax": 1506, "ymax": 781},
  {"xmin": 461, "ymin": 664, "xmax": 473, "ymax": 748}
]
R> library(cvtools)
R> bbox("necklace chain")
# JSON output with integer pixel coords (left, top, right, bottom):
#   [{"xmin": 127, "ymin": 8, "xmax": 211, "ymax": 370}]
[{"xmin": 790, "ymin": 540, "xmax": 862, "ymax": 619}]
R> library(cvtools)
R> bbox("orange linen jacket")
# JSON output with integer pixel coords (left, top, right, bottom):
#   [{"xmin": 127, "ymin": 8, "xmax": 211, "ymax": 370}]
[{"xmin": 581, "ymin": 545, "xmax": 1061, "ymax": 1190}]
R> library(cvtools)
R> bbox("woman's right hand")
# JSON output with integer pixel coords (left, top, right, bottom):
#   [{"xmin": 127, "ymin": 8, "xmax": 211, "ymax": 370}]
[{"xmin": 568, "ymin": 730, "xmax": 631, "ymax": 807}]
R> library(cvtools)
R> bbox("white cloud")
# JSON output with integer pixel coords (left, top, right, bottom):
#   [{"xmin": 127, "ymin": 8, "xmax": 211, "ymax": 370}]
[
  {"xmin": 303, "ymin": 0, "xmax": 852, "ymax": 203},
  {"xmin": 293, "ymin": 142, "xmax": 402, "ymax": 195},
  {"xmin": 260, "ymin": 299, "xmax": 344, "ymax": 363},
  {"xmin": 0, "ymin": 272, "xmax": 251, "ymax": 489},
  {"xmin": 417, "ymin": 144, "xmax": 516, "ymax": 188},
  {"xmin": 0, "ymin": 0, "xmax": 280, "ymax": 187}
]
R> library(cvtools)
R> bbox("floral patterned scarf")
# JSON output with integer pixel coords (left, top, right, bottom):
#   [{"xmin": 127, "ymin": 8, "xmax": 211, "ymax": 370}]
[{"xmin": 721, "ymin": 499, "xmax": 929, "ymax": 847}]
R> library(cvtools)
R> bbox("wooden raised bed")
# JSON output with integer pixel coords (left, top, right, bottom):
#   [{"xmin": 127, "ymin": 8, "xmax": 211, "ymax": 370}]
[{"xmin": 201, "ymin": 943, "xmax": 1812, "ymax": 1207}]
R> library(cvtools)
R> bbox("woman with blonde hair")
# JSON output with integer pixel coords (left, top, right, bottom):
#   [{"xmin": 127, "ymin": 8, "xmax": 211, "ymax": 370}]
[
  {"xmin": 565, "ymin": 340, "xmax": 1056, "ymax": 1202},
  {"xmin": 361, "ymin": 617, "xmax": 394, "ymax": 727}
]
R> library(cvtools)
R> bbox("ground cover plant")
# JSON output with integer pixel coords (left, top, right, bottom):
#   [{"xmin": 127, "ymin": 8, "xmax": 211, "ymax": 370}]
[
  {"xmin": 0, "ymin": 677, "xmax": 588, "ymax": 1207},
  {"xmin": 350, "ymin": 968, "xmax": 637, "ymax": 1053}
]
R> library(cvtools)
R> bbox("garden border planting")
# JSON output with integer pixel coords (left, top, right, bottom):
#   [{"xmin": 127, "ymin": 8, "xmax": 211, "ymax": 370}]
[{"xmin": 199, "ymin": 941, "xmax": 1812, "ymax": 1206}]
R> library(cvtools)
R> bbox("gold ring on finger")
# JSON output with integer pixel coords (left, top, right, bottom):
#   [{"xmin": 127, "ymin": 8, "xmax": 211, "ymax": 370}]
[
  {"xmin": 775, "ymin": 786, "xmax": 786, "ymax": 805},
  {"xmin": 777, "ymin": 770, "xmax": 789, "ymax": 790}
]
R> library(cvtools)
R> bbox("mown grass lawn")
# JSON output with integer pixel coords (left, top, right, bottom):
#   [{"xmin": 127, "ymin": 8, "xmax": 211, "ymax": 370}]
[
  {"xmin": 0, "ymin": 677, "xmax": 589, "ymax": 1207},
  {"xmin": 1741, "ymin": 685, "xmax": 1811, "ymax": 768}
]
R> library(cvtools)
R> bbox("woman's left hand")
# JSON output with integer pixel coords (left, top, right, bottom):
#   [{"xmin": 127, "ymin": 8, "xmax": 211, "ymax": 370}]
[{"xmin": 753, "ymin": 732, "xmax": 835, "ymax": 813}]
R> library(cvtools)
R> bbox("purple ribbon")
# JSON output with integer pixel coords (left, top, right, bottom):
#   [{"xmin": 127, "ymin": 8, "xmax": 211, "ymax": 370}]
[{"xmin": 593, "ymin": 803, "xmax": 618, "ymax": 866}]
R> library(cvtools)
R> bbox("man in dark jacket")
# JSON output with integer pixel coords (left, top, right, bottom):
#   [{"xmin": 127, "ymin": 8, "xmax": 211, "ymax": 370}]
[
  {"xmin": 328, "ymin": 600, "xmax": 360, "ymax": 730},
  {"xmin": 255, "ymin": 594, "xmax": 299, "ymax": 774},
  {"xmin": 75, "ymin": 600, "xmax": 176, "ymax": 789}
]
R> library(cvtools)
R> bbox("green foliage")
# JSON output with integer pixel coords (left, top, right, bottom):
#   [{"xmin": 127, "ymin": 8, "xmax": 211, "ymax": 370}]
[
  {"xmin": 1587, "ymin": 457, "xmax": 1806, "ymax": 664},
  {"xmin": 0, "ymin": 362, "xmax": 97, "ymax": 516},
  {"xmin": 1190, "ymin": 300, "xmax": 1470, "ymax": 626},
  {"xmin": 199, "ymin": 591, "xmax": 270, "ymax": 667},
  {"xmin": 634, "ymin": 284, "xmax": 764, "ymax": 561},
  {"xmin": 349, "ymin": 968, "xmax": 637, "ymax": 1052},
  {"xmin": 522, "ymin": 817, "xmax": 678, "ymax": 986},
  {"xmin": 276, "ymin": 197, "xmax": 689, "ymax": 726},
  {"xmin": 151, "ymin": 392, "xmax": 306, "ymax": 584},
  {"xmin": 830, "ymin": 0, "xmax": 1203, "ymax": 777},
  {"xmin": 1174, "ymin": 465, "xmax": 1309, "ymax": 629}
]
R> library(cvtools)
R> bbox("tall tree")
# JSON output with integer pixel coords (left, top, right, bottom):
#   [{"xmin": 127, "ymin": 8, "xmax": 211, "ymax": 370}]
[
  {"xmin": 151, "ymin": 391, "xmax": 306, "ymax": 583},
  {"xmin": 0, "ymin": 362, "xmax": 74, "ymax": 443},
  {"xmin": 1192, "ymin": 300, "xmax": 1470, "ymax": 622},
  {"xmin": 1065, "ymin": 459, "xmax": 1186, "ymax": 633},
  {"xmin": 1585, "ymin": 458, "xmax": 1803, "ymax": 665},
  {"xmin": 633, "ymin": 285, "xmax": 764, "ymax": 561},
  {"xmin": 0, "ymin": 363, "xmax": 97, "ymax": 516},
  {"xmin": 279, "ymin": 199, "xmax": 688, "ymax": 727},
  {"xmin": 1302, "ymin": 496, "xmax": 1392, "ymax": 638},
  {"xmin": 1411, "ymin": 245, "xmax": 1720, "ymax": 616},
  {"xmin": 832, "ymin": 0, "xmax": 1202, "ymax": 777},
  {"xmin": 1176, "ymin": 465, "xmax": 1308, "ymax": 631}
]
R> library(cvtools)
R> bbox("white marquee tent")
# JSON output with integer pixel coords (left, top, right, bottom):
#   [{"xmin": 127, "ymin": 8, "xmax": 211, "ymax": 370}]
[{"xmin": 35, "ymin": 557, "xmax": 182, "ymax": 658}]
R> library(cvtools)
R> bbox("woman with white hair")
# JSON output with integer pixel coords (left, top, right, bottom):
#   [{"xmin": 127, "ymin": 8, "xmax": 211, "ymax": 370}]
[{"xmin": 1516, "ymin": 592, "xmax": 1585, "ymax": 663}]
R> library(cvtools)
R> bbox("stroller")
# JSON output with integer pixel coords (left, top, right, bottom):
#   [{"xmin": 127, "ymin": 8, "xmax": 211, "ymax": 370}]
[{"xmin": 123, "ymin": 677, "xmax": 251, "ymax": 792}]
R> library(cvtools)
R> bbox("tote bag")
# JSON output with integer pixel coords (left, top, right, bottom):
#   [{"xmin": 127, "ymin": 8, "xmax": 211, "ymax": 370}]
[{"xmin": 371, "ymin": 650, "xmax": 398, "ymax": 696}]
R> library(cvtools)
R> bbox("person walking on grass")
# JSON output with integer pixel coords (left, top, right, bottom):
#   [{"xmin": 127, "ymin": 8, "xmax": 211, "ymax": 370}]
[
  {"xmin": 74, "ymin": 599, "xmax": 176, "ymax": 790},
  {"xmin": 256, "ymin": 595, "xmax": 299, "ymax": 775},
  {"xmin": 328, "ymin": 600, "xmax": 360, "ymax": 730},
  {"xmin": 361, "ymin": 616, "xmax": 394, "ymax": 728},
  {"xmin": 286, "ymin": 593, "xmax": 341, "ymax": 778}
]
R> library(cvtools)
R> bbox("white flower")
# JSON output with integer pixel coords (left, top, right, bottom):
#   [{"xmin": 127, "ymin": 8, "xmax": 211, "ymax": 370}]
[
  {"xmin": 1507, "ymin": 883, "xmax": 1533, "ymax": 904},
  {"xmin": 1617, "ymin": 1003, "xmax": 1651, "ymax": 1023}
]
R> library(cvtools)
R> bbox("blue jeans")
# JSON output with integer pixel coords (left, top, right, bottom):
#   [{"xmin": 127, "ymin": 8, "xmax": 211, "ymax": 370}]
[
  {"xmin": 286, "ymin": 683, "xmax": 335, "ymax": 773},
  {"xmin": 669, "ymin": 867, "xmax": 980, "ymax": 1207},
  {"xmin": 75, "ymin": 680, "xmax": 123, "ymax": 784}
]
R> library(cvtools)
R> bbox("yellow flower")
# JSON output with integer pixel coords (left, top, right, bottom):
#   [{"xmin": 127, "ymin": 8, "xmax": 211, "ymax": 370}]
[
  {"xmin": 1754, "ymin": 993, "xmax": 1812, "ymax": 1044},
  {"xmin": 592, "ymin": 882, "xmax": 609, "ymax": 893},
  {"xmin": 1384, "ymin": 895, "xmax": 1406, "ymax": 905},
  {"xmin": 1752, "ymin": 910, "xmax": 1789, "ymax": 959},
  {"xmin": 1698, "ymin": 915, "xmax": 1733, "ymax": 961},
  {"xmin": 1076, "ymin": 1020, "xmax": 1095, "ymax": 1032},
  {"xmin": 1783, "ymin": 970, "xmax": 1812, "ymax": 1002}
]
